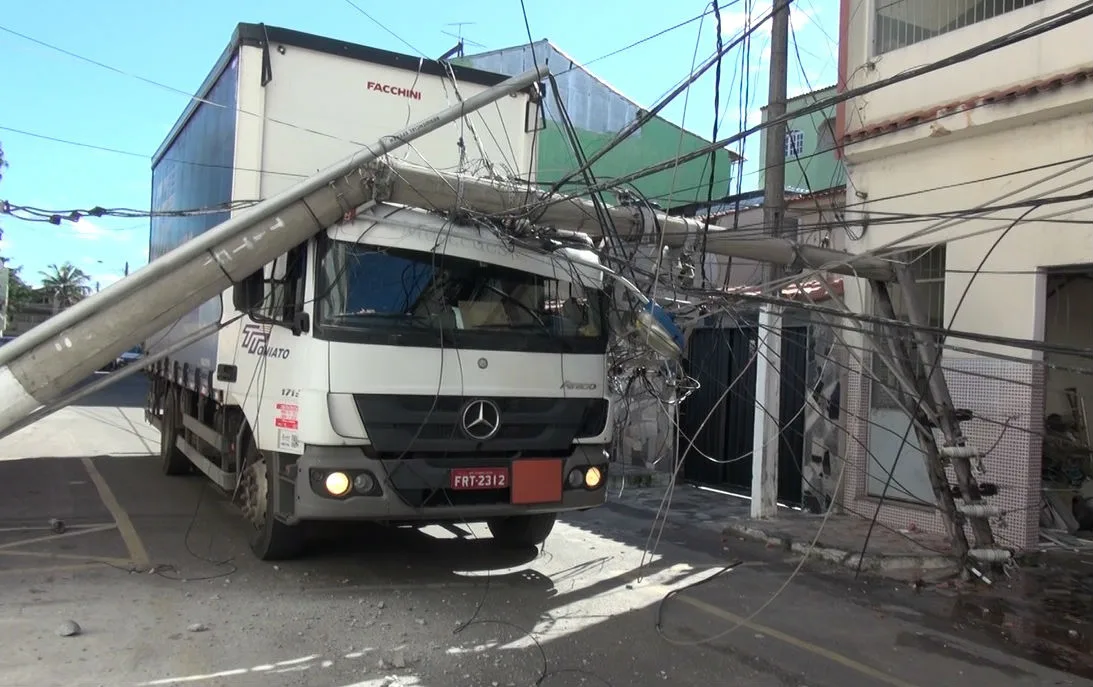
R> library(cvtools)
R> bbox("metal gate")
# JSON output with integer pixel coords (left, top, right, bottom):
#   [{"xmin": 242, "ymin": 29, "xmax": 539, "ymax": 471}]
[{"xmin": 678, "ymin": 324, "xmax": 808, "ymax": 505}]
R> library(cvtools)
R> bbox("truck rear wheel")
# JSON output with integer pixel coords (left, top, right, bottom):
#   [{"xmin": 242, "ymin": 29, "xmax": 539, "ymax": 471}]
[
  {"xmin": 487, "ymin": 513, "xmax": 557, "ymax": 549},
  {"xmin": 160, "ymin": 390, "xmax": 191, "ymax": 476},
  {"xmin": 240, "ymin": 444, "xmax": 304, "ymax": 561}
]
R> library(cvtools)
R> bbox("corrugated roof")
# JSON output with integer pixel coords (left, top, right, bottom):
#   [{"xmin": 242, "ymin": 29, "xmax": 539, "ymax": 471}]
[
  {"xmin": 842, "ymin": 67, "xmax": 1093, "ymax": 145},
  {"xmin": 462, "ymin": 40, "xmax": 741, "ymax": 160}
]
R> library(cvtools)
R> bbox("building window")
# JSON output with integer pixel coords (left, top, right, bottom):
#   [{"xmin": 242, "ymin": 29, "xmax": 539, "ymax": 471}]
[
  {"xmin": 869, "ymin": 244, "xmax": 946, "ymax": 411},
  {"xmin": 785, "ymin": 129, "xmax": 805, "ymax": 158},
  {"xmin": 874, "ymin": 0, "xmax": 1045, "ymax": 55}
]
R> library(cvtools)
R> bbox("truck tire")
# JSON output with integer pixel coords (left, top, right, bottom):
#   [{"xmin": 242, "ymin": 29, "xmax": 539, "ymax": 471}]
[
  {"xmin": 241, "ymin": 443, "xmax": 304, "ymax": 561},
  {"xmin": 487, "ymin": 513, "xmax": 557, "ymax": 549},
  {"xmin": 160, "ymin": 390, "xmax": 191, "ymax": 476}
]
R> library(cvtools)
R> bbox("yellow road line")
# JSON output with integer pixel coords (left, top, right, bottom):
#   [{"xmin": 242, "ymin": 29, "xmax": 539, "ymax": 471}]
[
  {"xmin": 676, "ymin": 594, "xmax": 923, "ymax": 687},
  {"xmin": 80, "ymin": 457, "xmax": 150, "ymax": 565},
  {"xmin": 0, "ymin": 523, "xmax": 117, "ymax": 550},
  {"xmin": 0, "ymin": 548, "xmax": 134, "ymax": 565}
]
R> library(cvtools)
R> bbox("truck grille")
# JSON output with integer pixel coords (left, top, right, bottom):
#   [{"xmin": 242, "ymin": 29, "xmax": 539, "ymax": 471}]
[{"xmin": 353, "ymin": 394, "xmax": 607, "ymax": 458}]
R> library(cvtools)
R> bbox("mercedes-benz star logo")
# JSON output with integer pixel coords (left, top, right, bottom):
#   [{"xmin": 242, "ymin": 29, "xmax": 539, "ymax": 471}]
[{"xmin": 460, "ymin": 399, "xmax": 501, "ymax": 441}]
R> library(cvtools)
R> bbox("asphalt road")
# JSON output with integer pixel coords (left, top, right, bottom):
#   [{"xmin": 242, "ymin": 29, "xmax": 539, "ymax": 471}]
[{"xmin": 0, "ymin": 374, "xmax": 1089, "ymax": 687}]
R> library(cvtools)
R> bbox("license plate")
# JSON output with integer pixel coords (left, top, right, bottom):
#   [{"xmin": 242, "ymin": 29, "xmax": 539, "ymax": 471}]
[{"xmin": 450, "ymin": 467, "xmax": 509, "ymax": 490}]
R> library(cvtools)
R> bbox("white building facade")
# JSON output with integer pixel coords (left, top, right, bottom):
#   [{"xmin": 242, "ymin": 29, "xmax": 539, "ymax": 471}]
[{"xmin": 837, "ymin": 0, "xmax": 1093, "ymax": 549}]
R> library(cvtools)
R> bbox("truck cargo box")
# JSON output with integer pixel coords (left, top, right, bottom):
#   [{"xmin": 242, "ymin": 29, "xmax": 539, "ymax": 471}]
[{"xmin": 147, "ymin": 23, "xmax": 540, "ymax": 387}]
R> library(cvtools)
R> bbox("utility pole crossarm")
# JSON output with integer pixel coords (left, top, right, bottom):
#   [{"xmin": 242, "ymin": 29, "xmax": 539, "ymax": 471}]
[{"xmin": 369, "ymin": 158, "xmax": 896, "ymax": 282}]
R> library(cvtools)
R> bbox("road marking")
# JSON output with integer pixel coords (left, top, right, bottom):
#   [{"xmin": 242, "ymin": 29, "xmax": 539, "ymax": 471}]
[
  {"xmin": 0, "ymin": 548, "xmax": 134, "ymax": 565},
  {"xmin": 303, "ymin": 580, "xmax": 507, "ymax": 594},
  {"xmin": 0, "ymin": 523, "xmax": 115, "ymax": 533},
  {"xmin": 0, "ymin": 562, "xmax": 104, "ymax": 577},
  {"xmin": 81, "ymin": 457, "xmax": 150, "ymax": 565},
  {"xmin": 675, "ymin": 594, "xmax": 923, "ymax": 687},
  {"xmin": 0, "ymin": 523, "xmax": 117, "ymax": 550}
]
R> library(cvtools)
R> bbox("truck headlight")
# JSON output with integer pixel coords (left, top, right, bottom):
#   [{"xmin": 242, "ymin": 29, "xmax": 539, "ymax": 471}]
[
  {"xmin": 584, "ymin": 466, "xmax": 603, "ymax": 489},
  {"xmin": 324, "ymin": 471, "xmax": 351, "ymax": 496}
]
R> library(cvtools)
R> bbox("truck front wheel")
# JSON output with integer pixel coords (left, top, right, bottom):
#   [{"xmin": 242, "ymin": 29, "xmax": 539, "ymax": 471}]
[
  {"xmin": 239, "ymin": 444, "xmax": 304, "ymax": 561},
  {"xmin": 486, "ymin": 513, "xmax": 557, "ymax": 549}
]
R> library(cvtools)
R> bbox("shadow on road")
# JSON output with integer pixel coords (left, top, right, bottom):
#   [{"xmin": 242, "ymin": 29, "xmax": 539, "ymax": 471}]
[{"xmin": 65, "ymin": 371, "xmax": 147, "ymax": 408}]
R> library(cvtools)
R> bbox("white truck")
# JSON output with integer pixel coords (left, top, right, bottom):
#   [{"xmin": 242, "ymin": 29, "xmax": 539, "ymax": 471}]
[{"xmin": 142, "ymin": 24, "xmax": 613, "ymax": 560}]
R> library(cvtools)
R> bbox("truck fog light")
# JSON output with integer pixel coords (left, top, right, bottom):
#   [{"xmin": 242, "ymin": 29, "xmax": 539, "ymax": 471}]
[
  {"xmin": 353, "ymin": 472, "xmax": 376, "ymax": 493},
  {"xmin": 567, "ymin": 468, "xmax": 585, "ymax": 488},
  {"xmin": 584, "ymin": 466, "xmax": 603, "ymax": 489},
  {"xmin": 325, "ymin": 471, "xmax": 351, "ymax": 496}
]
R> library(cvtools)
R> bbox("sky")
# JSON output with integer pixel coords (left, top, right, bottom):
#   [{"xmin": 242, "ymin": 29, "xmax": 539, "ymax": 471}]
[{"xmin": 0, "ymin": 0, "xmax": 839, "ymax": 291}]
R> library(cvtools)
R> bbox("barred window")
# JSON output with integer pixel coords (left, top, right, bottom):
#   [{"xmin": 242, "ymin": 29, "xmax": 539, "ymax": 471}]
[{"xmin": 874, "ymin": 0, "xmax": 1045, "ymax": 55}]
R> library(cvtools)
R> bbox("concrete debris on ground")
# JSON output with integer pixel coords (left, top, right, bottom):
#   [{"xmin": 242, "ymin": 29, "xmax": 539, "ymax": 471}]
[
  {"xmin": 55, "ymin": 620, "xmax": 81, "ymax": 637},
  {"xmin": 605, "ymin": 463, "xmax": 674, "ymax": 491},
  {"xmin": 721, "ymin": 511, "xmax": 959, "ymax": 580}
]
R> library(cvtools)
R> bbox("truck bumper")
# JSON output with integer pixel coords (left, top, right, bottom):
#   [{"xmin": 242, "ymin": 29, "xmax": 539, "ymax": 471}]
[{"xmin": 292, "ymin": 444, "xmax": 609, "ymax": 522}]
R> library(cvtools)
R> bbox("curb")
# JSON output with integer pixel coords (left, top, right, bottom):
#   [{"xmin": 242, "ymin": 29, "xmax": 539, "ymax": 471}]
[
  {"xmin": 606, "ymin": 469, "xmax": 674, "ymax": 491},
  {"xmin": 723, "ymin": 522, "xmax": 960, "ymax": 578}
]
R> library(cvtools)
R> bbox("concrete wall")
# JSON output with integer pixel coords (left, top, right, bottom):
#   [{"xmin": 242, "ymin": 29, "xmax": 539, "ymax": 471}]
[
  {"xmin": 838, "ymin": 0, "xmax": 1093, "ymax": 550},
  {"xmin": 840, "ymin": 0, "xmax": 1091, "ymax": 141},
  {"xmin": 3, "ymin": 302, "xmax": 53, "ymax": 337}
]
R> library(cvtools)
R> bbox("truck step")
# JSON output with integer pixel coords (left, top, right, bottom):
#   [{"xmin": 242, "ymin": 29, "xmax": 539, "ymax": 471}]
[{"xmin": 176, "ymin": 436, "xmax": 236, "ymax": 490}]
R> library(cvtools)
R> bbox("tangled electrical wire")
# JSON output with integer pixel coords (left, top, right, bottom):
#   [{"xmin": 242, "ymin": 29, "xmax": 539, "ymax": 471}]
[{"xmin": 0, "ymin": 199, "xmax": 261, "ymax": 225}]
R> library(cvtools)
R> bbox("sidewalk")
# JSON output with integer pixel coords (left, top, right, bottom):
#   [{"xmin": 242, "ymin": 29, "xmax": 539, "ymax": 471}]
[
  {"xmin": 606, "ymin": 474, "xmax": 960, "ymax": 581},
  {"xmin": 721, "ymin": 511, "xmax": 959, "ymax": 580}
]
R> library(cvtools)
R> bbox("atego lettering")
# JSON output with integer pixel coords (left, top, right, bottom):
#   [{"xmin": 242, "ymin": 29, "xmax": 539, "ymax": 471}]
[
  {"xmin": 367, "ymin": 81, "xmax": 422, "ymax": 101},
  {"xmin": 241, "ymin": 323, "xmax": 291, "ymax": 359}
]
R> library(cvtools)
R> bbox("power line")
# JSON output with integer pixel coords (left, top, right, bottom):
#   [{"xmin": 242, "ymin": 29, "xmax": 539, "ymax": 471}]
[
  {"xmin": 542, "ymin": 0, "xmax": 784, "ymax": 199},
  {"xmin": 560, "ymin": 6, "xmax": 723, "ymax": 74},
  {"xmin": 533, "ymin": 0, "xmax": 1093, "ymax": 211},
  {"xmin": 341, "ymin": 0, "xmax": 427, "ymax": 58},
  {"xmin": 0, "ymin": 124, "xmax": 150, "ymax": 160}
]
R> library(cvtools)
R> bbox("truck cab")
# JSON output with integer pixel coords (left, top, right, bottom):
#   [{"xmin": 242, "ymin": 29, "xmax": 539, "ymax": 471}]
[{"xmin": 149, "ymin": 202, "xmax": 614, "ymax": 559}]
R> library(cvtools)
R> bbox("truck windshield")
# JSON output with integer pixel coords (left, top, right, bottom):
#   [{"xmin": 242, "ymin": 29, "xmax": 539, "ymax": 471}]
[{"xmin": 316, "ymin": 241, "xmax": 608, "ymax": 354}]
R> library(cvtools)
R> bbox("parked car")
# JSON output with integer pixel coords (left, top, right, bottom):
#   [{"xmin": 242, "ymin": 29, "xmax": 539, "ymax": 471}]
[{"xmin": 101, "ymin": 345, "xmax": 143, "ymax": 372}]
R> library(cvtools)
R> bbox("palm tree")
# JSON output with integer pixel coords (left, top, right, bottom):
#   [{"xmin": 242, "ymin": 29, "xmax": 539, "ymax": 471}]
[{"xmin": 40, "ymin": 262, "xmax": 92, "ymax": 312}]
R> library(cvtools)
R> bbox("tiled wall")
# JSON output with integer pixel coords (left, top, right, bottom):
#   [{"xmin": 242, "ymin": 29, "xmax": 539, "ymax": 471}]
[{"xmin": 842, "ymin": 352, "xmax": 1043, "ymax": 551}]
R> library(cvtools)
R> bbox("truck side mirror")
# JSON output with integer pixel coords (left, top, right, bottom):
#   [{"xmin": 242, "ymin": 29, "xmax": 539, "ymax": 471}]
[
  {"xmin": 233, "ymin": 270, "xmax": 264, "ymax": 311},
  {"xmin": 291, "ymin": 311, "xmax": 310, "ymax": 336}
]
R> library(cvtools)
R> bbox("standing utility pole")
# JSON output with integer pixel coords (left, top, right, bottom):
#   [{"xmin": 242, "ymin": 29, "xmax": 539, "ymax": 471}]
[{"xmin": 750, "ymin": 0, "xmax": 790, "ymax": 519}]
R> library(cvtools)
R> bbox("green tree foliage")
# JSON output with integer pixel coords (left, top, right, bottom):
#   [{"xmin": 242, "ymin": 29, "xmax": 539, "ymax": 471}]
[{"xmin": 39, "ymin": 262, "xmax": 92, "ymax": 308}]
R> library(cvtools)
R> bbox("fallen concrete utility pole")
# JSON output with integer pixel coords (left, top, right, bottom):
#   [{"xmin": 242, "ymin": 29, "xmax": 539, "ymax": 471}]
[
  {"xmin": 367, "ymin": 158, "xmax": 895, "ymax": 282},
  {"xmin": 0, "ymin": 66, "xmax": 547, "ymax": 436}
]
